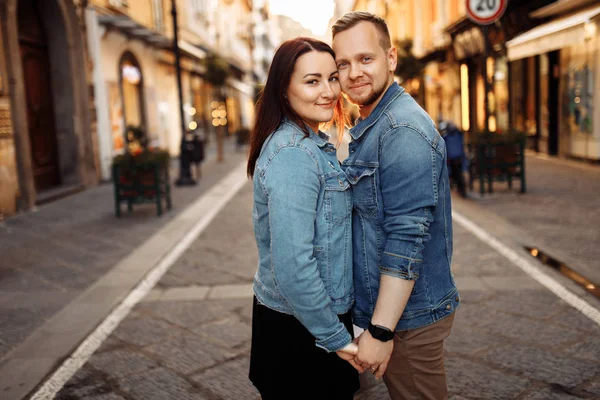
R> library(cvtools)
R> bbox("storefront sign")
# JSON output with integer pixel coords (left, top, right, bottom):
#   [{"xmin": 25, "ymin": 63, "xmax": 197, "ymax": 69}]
[{"xmin": 466, "ymin": 0, "xmax": 508, "ymax": 25}]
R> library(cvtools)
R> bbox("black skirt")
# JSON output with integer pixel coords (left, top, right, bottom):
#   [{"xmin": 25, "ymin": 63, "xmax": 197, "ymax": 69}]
[{"xmin": 249, "ymin": 297, "xmax": 360, "ymax": 400}]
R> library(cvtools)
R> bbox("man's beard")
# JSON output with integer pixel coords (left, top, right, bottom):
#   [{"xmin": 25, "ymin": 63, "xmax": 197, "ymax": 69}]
[{"xmin": 346, "ymin": 79, "xmax": 387, "ymax": 107}]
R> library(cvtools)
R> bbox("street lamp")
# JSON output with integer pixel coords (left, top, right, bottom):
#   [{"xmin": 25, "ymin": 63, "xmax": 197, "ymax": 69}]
[{"xmin": 172, "ymin": 0, "xmax": 196, "ymax": 186}]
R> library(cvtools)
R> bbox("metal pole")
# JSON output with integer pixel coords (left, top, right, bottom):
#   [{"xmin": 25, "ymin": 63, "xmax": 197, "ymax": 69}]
[
  {"xmin": 173, "ymin": 0, "xmax": 196, "ymax": 186},
  {"xmin": 483, "ymin": 24, "xmax": 489, "ymax": 134}
]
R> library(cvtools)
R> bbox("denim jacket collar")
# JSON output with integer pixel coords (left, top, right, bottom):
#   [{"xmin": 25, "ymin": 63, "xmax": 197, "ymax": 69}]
[
  {"xmin": 282, "ymin": 118, "xmax": 330, "ymax": 148},
  {"xmin": 349, "ymin": 82, "xmax": 405, "ymax": 141}
]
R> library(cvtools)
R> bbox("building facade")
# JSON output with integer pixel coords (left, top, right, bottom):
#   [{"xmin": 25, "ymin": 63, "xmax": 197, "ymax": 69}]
[
  {"xmin": 0, "ymin": 0, "xmax": 260, "ymax": 218},
  {"xmin": 506, "ymin": 0, "xmax": 600, "ymax": 160},
  {"xmin": 351, "ymin": 0, "xmax": 600, "ymax": 162},
  {"xmin": 0, "ymin": 0, "xmax": 97, "ymax": 218}
]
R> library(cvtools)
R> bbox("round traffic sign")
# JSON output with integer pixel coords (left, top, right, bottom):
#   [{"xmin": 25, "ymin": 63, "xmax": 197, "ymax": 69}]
[{"xmin": 466, "ymin": 0, "xmax": 508, "ymax": 25}]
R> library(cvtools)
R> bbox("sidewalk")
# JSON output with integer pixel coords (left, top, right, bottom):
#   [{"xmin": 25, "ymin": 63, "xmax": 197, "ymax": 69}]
[
  {"xmin": 44, "ymin": 159, "xmax": 599, "ymax": 399},
  {"xmin": 464, "ymin": 153, "xmax": 600, "ymax": 286},
  {"xmin": 0, "ymin": 138, "xmax": 246, "ymax": 395}
]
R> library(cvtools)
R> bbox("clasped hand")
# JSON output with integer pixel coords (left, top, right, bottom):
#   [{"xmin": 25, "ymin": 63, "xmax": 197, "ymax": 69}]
[{"xmin": 335, "ymin": 330, "xmax": 393, "ymax": 379}]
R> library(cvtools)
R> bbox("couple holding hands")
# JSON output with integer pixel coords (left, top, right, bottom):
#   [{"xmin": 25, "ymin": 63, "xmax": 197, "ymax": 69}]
[{"xmin": 247, "ymin": 11, "xmax": 459, "ymax": 400}]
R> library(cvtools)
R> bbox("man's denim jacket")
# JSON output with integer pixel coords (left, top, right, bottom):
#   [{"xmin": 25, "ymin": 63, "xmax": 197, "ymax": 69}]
[
  {"xmin": 342, "ymin": 83, "xmax": 459, "ymax": 332},
  {"xmin": 252, "ymin": 119, "xmax": 354, "ymax": 352}
]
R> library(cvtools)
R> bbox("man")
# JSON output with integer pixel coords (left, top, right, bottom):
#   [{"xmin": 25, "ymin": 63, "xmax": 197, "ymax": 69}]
[
  {"xmin": 439, "ymin": 119, "xmax": 467, "ymax": 198},
  {"xmin": 332, "ymin": 12, "xmax": 459, "ymax": 399}
]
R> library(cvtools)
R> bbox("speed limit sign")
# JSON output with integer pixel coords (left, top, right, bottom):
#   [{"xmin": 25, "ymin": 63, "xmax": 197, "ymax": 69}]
[{"xmin": 466, "ymin": 0, "xmax": 508, "ymax": 25}]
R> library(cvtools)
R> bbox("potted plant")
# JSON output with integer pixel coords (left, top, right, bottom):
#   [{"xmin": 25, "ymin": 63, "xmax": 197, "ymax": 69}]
[{"xmin": 112, "ymin": 126, "xmax": 172, "ymax": 216}]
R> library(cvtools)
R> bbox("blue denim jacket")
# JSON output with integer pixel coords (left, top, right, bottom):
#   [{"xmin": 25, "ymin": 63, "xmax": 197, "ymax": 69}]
[
  {"xmin": 252, "ymin": 120, "xmax": 354, "ymax": 352},
  {"xmin": 342, "ymin": 83, "xmax": 459, "ymax": 332}
]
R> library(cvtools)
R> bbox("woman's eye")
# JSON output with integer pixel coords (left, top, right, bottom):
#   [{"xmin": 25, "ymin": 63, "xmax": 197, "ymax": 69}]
[
  {"xmin": 329, "ymin": 76, "xmax": 339, "ymax": 82},
  {"xmin": 306, "ymin": 80, "xmax": 318, "ymax": 85}
]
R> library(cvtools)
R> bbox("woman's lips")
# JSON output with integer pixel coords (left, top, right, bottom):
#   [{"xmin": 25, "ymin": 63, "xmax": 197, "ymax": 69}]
[{"xmin": 316, "ymin": 101, "xmax": 335, "ymax": 108}]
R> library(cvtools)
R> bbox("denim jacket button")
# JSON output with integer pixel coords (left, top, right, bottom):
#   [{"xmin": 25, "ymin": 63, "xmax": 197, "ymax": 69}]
[
  {"xmin": 455, "ymin": 296, "xmax": 459, "ymax": 302},
  {"xmin": 445, "ymin": 304, "xmax": 451, "ymax": 310},
  {"xmin": 338, "ymin": 179, "xmax": 344, "ymax": 186}
]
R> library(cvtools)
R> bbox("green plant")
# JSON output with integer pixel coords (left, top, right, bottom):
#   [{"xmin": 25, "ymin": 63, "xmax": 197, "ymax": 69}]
[
  {"xmin": 112, "ymin": 148, "xmax": 170, "ymax": 169},
  {"xmin": 394, "ymin": 39, "xmax": 423, "ymax": 82},
  {"xmin": 204, "ymin": 54, "xmax": 230, "ymax": 87}
]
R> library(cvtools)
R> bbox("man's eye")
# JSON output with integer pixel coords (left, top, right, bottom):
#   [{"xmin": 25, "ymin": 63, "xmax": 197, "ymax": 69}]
[
  {"xmin": 362, "ymin": 57, "xmax": 372, "ymax": 62},
  {"xmin": 337, "ymin": 62, "xmax": 347, "ymax": 68}
]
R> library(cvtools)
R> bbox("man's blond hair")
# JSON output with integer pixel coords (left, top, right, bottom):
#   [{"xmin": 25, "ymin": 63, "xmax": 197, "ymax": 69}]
[{"xmin": 331, "ymin": 11, "xmax": 392, "ymax": 51}]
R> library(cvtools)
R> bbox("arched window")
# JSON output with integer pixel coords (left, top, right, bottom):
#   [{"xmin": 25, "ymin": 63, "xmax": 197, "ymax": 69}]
[{"xmin": 119, "ymin": 51, "xmax": 145, "ymax": 131}]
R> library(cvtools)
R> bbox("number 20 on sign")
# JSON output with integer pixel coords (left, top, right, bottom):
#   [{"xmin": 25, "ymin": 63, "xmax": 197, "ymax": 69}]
[{"xmin": 466, "ymin": 0, "xmax": 508, "ymax": 25}]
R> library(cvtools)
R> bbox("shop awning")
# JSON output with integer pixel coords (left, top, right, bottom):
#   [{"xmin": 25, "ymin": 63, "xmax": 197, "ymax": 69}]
[
  {"xmin": 98, "ymin": 15, "xmax": 171, "ymax": 49},
  {"xmin": 506, "ymin": 4, "xmax": 600, "ymax": 61}
]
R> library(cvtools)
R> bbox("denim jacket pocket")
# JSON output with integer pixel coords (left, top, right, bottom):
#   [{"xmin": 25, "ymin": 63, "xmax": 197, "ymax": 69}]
[
  {"xmin": 345, "ymin": 165, "xmax": 378, "ymax": 218},
  {"xmin": 324, "ymin": 172, "xmax": 352, "ymax": 225}
]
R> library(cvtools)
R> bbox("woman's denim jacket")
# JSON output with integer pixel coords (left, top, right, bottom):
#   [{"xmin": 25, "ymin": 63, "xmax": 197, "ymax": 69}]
[
  {"xmin": 252, "ymin": 119, "xmax": 354, "ymax": 352},
  {"xmin": 342, "ymin": 83, "xmax": 459, "ymax": 332}
]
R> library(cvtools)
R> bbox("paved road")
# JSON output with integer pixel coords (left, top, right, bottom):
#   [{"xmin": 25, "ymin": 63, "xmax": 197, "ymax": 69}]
[
  {"xmin": 51, "ymin": 177, "xmax": 600, "ymax": 399},
  {"xmin": 465, "ymin": 153, "xmax": 600, "ymax": 286}
]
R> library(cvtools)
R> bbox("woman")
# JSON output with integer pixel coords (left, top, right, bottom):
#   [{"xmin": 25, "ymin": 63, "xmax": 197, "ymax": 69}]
[{"xmin": 247, "ymin": 37, "xmax": 361, "ymax": 399}]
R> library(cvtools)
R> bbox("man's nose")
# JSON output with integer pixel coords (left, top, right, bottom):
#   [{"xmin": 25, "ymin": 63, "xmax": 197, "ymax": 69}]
[{"xmin": 349, "ymin": 64, "xmax": 363, "ymax": 80}]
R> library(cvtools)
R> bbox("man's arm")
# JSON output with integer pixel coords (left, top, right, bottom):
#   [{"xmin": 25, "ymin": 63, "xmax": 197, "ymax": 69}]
[{"xmin": 355, "ymin": 126, "xmax": 440, "ymax": 378}]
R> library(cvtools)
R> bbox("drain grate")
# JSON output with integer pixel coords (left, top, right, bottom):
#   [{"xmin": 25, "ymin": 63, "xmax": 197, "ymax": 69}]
[{"xmin": 525, "ymin": 246, "xmax": 600, "ymax": 299}]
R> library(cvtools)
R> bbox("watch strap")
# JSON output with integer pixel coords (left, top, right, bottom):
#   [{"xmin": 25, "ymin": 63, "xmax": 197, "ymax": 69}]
[{"xmin": 368, "ymin": 322, "xmax": 395, "ymax": 342}]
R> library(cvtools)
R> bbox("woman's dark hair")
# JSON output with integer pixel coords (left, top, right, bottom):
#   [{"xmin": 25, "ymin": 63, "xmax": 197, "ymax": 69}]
[{"xmin": 247, "ymin": 37, "xmax": 347, "ymax": 178}]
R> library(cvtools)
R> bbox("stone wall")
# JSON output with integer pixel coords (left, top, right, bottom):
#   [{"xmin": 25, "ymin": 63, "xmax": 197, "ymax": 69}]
[{"xmin": 0, "ymin": 98, "xmax": 17, "ymax": 218}]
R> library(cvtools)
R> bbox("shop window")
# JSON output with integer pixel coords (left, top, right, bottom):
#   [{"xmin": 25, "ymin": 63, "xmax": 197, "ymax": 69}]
[
  {"xmin": 510, "ymin": 59, "xmax": 525, "ymax": 132},
  {"xmin": 118, "ymin": 51, "xmax": 145, "ymax": 149},
  {"xmin": 567, "ymin": 64, "xmax": 593, "ymax": 134},
  {"xmin": 525, "ymin": 57, "xmax": 537, "ymax": 136}
]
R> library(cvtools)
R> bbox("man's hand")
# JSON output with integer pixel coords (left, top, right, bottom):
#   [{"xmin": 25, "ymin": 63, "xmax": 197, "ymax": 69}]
[
  {"xmin": 336, "ymin": 342, "xmax": 365, "ymax": 373},
  {"xmin": 355, "ymin": 330, "xmax": 393, "ymax": 379}
]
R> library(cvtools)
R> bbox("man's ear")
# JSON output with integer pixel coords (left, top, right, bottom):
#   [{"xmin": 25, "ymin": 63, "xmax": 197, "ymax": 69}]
[{"xmin": 388, "ymin": 46, "xmax": 398, "ymax": 73}]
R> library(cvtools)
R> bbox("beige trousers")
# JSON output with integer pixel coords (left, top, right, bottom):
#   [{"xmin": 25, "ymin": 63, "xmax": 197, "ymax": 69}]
[{"xmin": 383, "ymin": 313, "xmax": 455, "ymax": 400}]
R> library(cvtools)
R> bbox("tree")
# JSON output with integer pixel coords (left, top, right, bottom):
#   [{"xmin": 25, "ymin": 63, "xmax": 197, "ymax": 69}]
[
  {"xmin": 394, "ymin": 39, "xmax": 423, "ymax": 82},
  {"xmin": 204, "ymin": 54, "xmax": 230, "ymax": 88},
  {"xmin": 203, "ymin": 54, "xmax": 231, "ymax": 162}
]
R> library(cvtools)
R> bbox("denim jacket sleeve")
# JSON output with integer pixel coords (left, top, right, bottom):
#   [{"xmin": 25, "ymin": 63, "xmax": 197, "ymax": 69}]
[
  {"xmin": 378, "ymin": 126, "xmax": 440, "ymax": 280},
  {"xmin": 261, "ymin": 146, "xmax": 352, "ymax": 352}
]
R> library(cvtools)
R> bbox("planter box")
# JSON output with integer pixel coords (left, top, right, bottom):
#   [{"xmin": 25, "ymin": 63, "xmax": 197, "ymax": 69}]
[
  {"xmin": 112, "ymin": 161, "xmax": 171, "ymax": 217},
  {"xmin": 467, "ymin": 135, "xmax": 526, "ymax": 195}
]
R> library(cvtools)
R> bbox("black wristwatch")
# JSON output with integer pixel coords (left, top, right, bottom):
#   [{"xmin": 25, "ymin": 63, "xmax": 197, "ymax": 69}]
[{"xmin": 368, "ymin": 322, "xmax": 395, "ymax": 342}]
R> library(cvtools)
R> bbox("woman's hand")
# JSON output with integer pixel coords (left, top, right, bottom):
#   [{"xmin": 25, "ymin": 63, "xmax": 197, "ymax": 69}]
[{"xmin": 336, "ymin": 342, "xmax": 364, "ymax": 373}]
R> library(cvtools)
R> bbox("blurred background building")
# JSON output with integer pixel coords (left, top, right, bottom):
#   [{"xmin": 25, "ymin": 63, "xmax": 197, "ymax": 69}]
[
  {"xmin": 348, "ymin": 0, "xmax": 600, "ymax": 164},
  {"xmin": 0, "ymin": 0, "xmax": 598, "ymax": 219},
  {"xmin": 0, "ymin": 0, "xmax": 264, "ymax": 217}
]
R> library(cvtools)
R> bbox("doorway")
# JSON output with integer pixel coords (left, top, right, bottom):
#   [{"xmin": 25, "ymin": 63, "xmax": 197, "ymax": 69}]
[{"xmin": 18, "ymin": 0, "xmax": 60, "ymax": 191}]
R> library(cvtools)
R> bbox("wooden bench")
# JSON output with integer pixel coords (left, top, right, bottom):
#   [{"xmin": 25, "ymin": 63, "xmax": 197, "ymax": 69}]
[{"xmin": 467, "ymin": 136, "xmax": 526, "ymax": 195}]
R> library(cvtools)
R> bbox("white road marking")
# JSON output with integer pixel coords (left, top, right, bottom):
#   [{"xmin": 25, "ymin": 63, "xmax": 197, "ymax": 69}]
[
  {"xmin": 453, "ymin": 211, "xmax": 600, "ymax": 326},
  {"xmin": 29, "ymin": 162, "xmax": 249, "ymax": 400}
]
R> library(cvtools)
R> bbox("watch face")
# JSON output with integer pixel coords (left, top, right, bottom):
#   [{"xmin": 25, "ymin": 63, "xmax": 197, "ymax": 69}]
[{"xmin": 369, "ymin": 323, "xmax": 394, "ymax": 342}]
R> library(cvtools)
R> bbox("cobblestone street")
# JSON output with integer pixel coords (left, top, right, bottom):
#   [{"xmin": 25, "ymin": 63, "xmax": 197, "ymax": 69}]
[{"xmin": 53, "ymin": 162, "xmax": 600, "ymax": 400}]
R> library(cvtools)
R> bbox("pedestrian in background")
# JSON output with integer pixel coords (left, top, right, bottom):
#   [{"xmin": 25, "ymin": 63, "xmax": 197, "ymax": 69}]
[
  {"xmin": 332, "ymin": 12, "xmax": 459, "ymax": 399},
  {"xmin": 438, "ymin": 118, "xmax": 467, "ymax": 198},
  {"xmin": 246, "ymin": 37, "xmax": 361, "ymax": 399}
]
